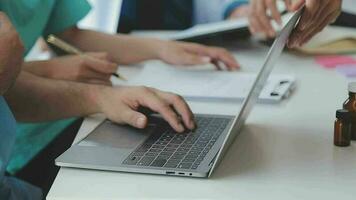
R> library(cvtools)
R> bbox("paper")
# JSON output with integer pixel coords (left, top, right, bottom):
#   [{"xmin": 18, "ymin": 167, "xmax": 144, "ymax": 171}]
[
  {"xmin": 315, "ymin": 56, "xmax": 356, "ymax": 68},
  {"xmin": 126, "ymin": 64, "xmax": 295, "ymax": 103}
]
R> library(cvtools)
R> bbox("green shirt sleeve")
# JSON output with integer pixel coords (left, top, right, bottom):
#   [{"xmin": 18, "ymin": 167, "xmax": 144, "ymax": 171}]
[{"xmin": 43, "ymin": 0, "xmax": 91, "ymax": 36}]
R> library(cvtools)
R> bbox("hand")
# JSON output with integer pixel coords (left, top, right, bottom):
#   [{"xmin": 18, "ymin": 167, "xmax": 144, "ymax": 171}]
[
  {"xmin": 41, "ymin": 52, "xmax": 118, "ymax": 85},
  {"xmin": 248, "ymin": 0, "xmax": 286, "ymax": 38},
  {"xmin": 248, "ymin": 0, "xmax": 342, "ymax": 47},
  {"xmin": 288, "ymin": 0, "xmax": 342, "ymax": 47},
  {"xmin": 0, "ymin": 12, "xmax": 24, "ymax": 95},
  {"xmin": 157, "ymin": 41, "xmax": 240, "ymax": 71},
  {"xmin": 95, "ymin": 86, "xmax": 195, "ymax": 133},
  {"xmin": 228, "ymin": 5, "xmax": 251, "ymax": 19}
]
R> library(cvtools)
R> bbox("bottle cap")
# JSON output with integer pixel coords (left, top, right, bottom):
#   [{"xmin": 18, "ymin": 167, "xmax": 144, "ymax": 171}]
[
  {"xmin": 336, "ymin": 109, "xmax": 356, "ymax": 121},
  {"xmin": 348, "ymin": 82, "xmax": 356, "ymax": 93}
]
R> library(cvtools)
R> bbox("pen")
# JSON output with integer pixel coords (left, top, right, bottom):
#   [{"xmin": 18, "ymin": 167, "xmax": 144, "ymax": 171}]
[{"xmin": 47, "ymin": 34, "xmax": 127, "ymax": 81}]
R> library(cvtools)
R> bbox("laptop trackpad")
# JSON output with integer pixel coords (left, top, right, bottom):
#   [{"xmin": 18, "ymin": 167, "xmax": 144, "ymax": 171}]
[{"xmin": 78, "ymin": 120, "xmax": 153, "ymax": 149}]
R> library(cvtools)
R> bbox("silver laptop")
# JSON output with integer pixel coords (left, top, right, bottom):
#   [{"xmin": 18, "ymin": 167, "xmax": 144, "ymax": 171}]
[{"xmin": 56, "ymin": 9, "xmax": 302, "ymax": 178}]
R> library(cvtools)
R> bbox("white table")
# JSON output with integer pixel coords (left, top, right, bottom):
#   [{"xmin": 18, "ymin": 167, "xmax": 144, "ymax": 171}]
[{"xmin": 47, "ymin": 39, "xmax": 356, "ymax": 200}]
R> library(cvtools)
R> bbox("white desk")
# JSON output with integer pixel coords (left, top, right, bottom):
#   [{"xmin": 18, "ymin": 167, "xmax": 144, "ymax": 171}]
[{"xmin": 48, "ymin": 39, "xmax": 356, "ymax": 200}]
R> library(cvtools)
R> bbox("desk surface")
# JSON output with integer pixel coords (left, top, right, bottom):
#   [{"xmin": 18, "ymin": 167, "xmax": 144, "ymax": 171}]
[{"xmin": 48, "ymin": 39, "xmax": 356, "ymax": 200}]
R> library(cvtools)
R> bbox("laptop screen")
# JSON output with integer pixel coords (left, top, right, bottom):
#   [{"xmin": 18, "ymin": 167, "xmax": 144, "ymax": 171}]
[{"xmin": 209, "ymin": 8, "xmax": 303, "ymax": 177}]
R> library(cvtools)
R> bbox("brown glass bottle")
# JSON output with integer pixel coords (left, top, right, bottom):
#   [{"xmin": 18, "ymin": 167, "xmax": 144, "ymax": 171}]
[
  {"xmin": 334, "ymin": 109, "xmax": 352, "ymax": 147},
  {"xmin": 343, "ymin": 82, "xmax": 356, "ymax": 140}
]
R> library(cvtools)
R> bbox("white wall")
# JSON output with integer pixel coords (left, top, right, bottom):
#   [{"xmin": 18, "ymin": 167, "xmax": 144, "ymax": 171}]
[
  {"xmin": 342, "ymin": 0, "xmax": 356, "ymax": 14},
  {"xmin": 79, "ymin": 0, "xmax": 122, "ymax": 34}
]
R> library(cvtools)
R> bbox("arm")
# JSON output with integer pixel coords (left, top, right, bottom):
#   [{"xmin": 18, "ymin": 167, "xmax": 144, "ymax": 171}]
[
  {"xmin": 5, "ymin": 71, "xmax": 195, "ymax": 132},
  {"xmin": 5, "ymin": 71, "xmax": 99, "ymax": 122},
  {"xmin": 58, "ymin": 28, "xmax": 161, "ymax": 65},
  {"xmin": 57, "ymin": 27, "xmax": 239, "ymax": 69}
]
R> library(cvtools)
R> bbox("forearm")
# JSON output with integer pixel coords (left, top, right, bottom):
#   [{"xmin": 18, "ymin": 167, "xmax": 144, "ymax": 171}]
[
  {"xmin": 4, "ymin": 71, "xmax": 101, "ymax": 122},
  {"xmin": 58, "ymin": 27, "xmax": 162, "ymax": 65}
]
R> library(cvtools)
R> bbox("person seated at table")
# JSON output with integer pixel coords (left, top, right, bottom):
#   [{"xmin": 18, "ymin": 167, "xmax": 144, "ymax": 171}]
[
  {"xmin": 0, "ymin": 0, "xmax": 239, "ymax": 195},
  {"xmin": 0, "ymin": 11, "xmax": 195, "ymax": 197},
  {"xmin": 0, "ymin": 12, "xmax": 43, "ymax": 200},
  {"xmin": 118, "ymin": 0, "xmax": 250, "ymax": 33}
]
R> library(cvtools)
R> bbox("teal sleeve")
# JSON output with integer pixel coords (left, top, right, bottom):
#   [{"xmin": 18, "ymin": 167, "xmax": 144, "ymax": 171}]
[
  {"xmin": 43, "ymin": 0, "xmax": 91, "ymax": 36},
  {"xmin": 223, "ymin": 0, "xmax": 249, "ymax": 19}
]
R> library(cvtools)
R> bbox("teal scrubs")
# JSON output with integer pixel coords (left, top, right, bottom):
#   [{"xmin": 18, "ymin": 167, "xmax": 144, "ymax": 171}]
[
  {"xmin": 0, "ymin": 0, "xmax": 91, "ymax": 174},
  {"xmin": 0, "ymin": 97, "xmax": 42, "ymax": 199}
]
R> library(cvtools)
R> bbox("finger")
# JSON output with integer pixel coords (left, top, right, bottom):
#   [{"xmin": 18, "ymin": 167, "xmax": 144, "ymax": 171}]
[
  {"xmin": 83, "ymin": 68, "xmax": 112, "ymax": 81},
  {"xmin": 287, "ymin": 6, "xmax": 313, "ymax": 47},
  {"xmin": 298, "ymin": 12, "xmax": 338, "ymax": 46},
  {"xmin": 289, "ymin": 9, "xmax": 333, "ymax": 48},
  {"xmin": 266, "ymin": 0, "xmax": 282, "ymax": 25},
  {"xmin": 255, "ymin": 1, "xmax": 276, "ymax": 37},
  {"xmin": 306, "ymin": 1, "xmax": 330, "ymax": 29},
  {"xmin": 212, "ymin": 59, "xmax": 223, "ymax": 71},
  {"xmin": 154, "ymin": 90, "xmax": 195, "ymax": 130},
  {"xmin": 248, "ymin": 16, "xmax": 261, "ymax": 34},
  {"xmin": 83, "ymin": 55, "xmax": 118, "ymax": 74},
  {"xmin": 289, "ymin": 0, "xmax": 305, "ymax": 11},
  {"xmin": 180, "ymin": 52, "xmax": 211, "ymax": 65},
  {"xmin": 84, "ymin": 78, "xmax": 113, "ymax": 86},
  {"xmin": 210, "ymin": 48, "xmax": 240, "ymax": 70},
  {"xmin": 284, "ymin": 0, "xmax": 293, "ymax": 11},
  {"xmin": 138, "ymin": 88, "xmax": 185, "ymax": 132},
  {"xmin": 182, "ymin": 44, "xmax": 240, "ymax": 70},
  {"xmin": 117, "ymin": 106, "xmax": 148, "ymax": 129},
  {"xmin": 292, "ymin": 3, "xmax": 335, "ymax": 47},
  {"xmin": 299, "ymin": 0, "xmax": 321, "ymax": 31}
]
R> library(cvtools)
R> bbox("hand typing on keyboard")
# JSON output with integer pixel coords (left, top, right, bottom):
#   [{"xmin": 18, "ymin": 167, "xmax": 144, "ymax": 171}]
[{"xmin": 95, "ymin": 86, "xmax": 196, "ymax": 133}]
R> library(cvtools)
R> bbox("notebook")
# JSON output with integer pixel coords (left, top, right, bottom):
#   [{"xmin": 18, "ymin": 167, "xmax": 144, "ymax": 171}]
[
  {"xmin": 295, "ymin": 26, "xmax": 356, "ymax": 55},
  {"xmin": 125, "ymin": 64, "xmax": 295, "ymax": 104}
]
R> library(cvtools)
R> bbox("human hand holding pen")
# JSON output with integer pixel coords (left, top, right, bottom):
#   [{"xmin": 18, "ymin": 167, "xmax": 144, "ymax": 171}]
[
  {"xmin": 47, "ymin": 35, "xmax": 127, "ymax": 84},
  {"xmin": 26, "ymin": 53, "xmax": 118, "ymax": 86}
]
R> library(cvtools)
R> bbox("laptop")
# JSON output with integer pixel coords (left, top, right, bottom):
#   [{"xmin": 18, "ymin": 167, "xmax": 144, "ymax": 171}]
[{"xmin": 56, "ymin": 9, "xmax": 302, "ymax": 178}]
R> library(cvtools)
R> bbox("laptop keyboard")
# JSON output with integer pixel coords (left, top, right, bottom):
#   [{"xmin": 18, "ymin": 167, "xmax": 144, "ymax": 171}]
[{"xmin": 123, "ymin": 117, "xmax": 230, "ymax": 170}]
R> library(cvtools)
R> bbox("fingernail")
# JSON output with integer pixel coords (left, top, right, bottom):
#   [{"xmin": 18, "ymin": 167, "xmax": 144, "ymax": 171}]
[
  {"xmin": 136, "ymin": 117, "xmax": 146, "ymax": 128},
  {"xmin": 201, "ymin": 56, "xmax": 211, "ymax": 63},
  {"xmin": 178, "ymin": 123, "xmax": 185, "ymax": 132}
]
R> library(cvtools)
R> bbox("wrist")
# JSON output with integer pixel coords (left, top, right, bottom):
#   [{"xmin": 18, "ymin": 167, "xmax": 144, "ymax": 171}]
[
  {"xmin": 87, "ymin": 84, "xmax": 111, "ymax": 114},
  {"xmin": 144, "ymin": 38, "xmax": 167, "ymax": 60}
]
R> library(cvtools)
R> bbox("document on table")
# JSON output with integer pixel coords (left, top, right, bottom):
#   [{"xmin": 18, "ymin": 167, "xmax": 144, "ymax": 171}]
[{"xmin": 126, "ymin": 65, "xmax": 296, "ymax": 104}]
